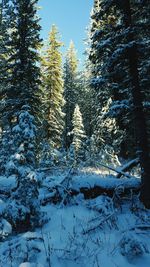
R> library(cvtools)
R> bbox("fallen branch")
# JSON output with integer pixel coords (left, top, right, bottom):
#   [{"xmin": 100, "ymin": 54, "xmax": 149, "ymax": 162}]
[
  {"xmin": 41, "ymin": 166, "xmax": 75, "ymax": 205},
  {"xmin": 60, "ymin": 165, "xmax": 74, "ymax": 188},
  {"xmin": 98, "ymin": 162, "xmax": 135, "ymax": 179},
  {"xmin": 41, "ymin": 176, "xmax": 141, "ymax": 205},
  {"xmin": 83, "ymin": 213, "xmax": 115, "ymax": 234},
  {"xmin": 121, "ymin": 225, "xmax": 150, "ymax": 234},
  {"xmin": 0, "ymin": 190, "xmax": 10, "ymax": 197},
  {"xmin": 36, "ymin": 166, "xmax": 67, "ymax": 172},
  {"xmin": 116, "ymin": 158, "xmax": 139, "ymax": 178}
]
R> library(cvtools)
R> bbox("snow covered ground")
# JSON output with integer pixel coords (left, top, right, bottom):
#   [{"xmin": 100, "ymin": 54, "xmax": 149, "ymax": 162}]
[{"xmin": 0, "ymin": 167, "xmax": 150, "ymax": 267}]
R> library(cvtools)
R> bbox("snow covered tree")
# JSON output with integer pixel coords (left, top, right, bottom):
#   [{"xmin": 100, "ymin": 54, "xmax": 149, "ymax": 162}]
[
  {"xmin": 5, "ymin": 0, "xmax": 42, "ymax": 122},
  {"xmin": 90, "ymin": 0, "xmax": 150, "ymax": 207},
  {"xmin": 63, "ymin": 41, "xmax": 79, "ymax": 149},
  {"xmin": 0, "ymin": 126, "xmax": 13, "ymax": 173},
  {"xmin": 88, "ymin": 0, "xmax": 113, "ymax": 154},
  {"xmin": 41, "ymin": 25, "xmax": 65, "ymax": 148},
  {"xmin": 89, "ymin": 0, "xmax": 134, "ymax": 157},
  {"xmin": 0, "ymin": 0, "xmax": 16, "ymax": 171},
  {"xmin": 75, "ymin": 68, "xmax": 94, "ymax": 139},
  {"xmin": 0, "ymin": 0, "xmax": 9, "ymax": 97},
  {"xmin": 0, "ymin": 0, "xmax": 13, "ymax": 127},
  {"xmin": 71, "ymin": 105, "xmax": 86, "ymax": 163},
  {"xmin": 5, "ymin": 105, "xmax": 39, "ymax": 230},
  {"xmin": 119, "ymin": 0, "xmax": 150, "ymax": 207},
  {"xmin": 0, "ymin": 0, "xmax": 42, "ymax": 172}
]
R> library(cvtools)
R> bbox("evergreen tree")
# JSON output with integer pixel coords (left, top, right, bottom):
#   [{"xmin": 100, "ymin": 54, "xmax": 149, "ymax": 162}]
[
  {"xmin": 0, "ymin": 0, "xmax": 16, "ymax": 171},
  {"xmin": 71, "ymin": 105, "xmax": 86, "ymax": 163},
  {"xmin": 5, "ymin": 0, "xmax": 42, "ymax": 122},
  {"xmin": 63, "ymin": 41, "xmax": 79, "ymax": 149},
  {"xmin": 0, "ymin": 0, "xmax": 42, "ymax": 228},
  {"xmin": 5, "ymin": 105, "xmax": 39, "ymax": 230},
  {"xmin": 0, "ymin": 0, "xmax": 42, "ymax": 171},
  {"xmin": 5, "ymin": 105, "xmax": 37, "ymax": 178},
  {"xmin": 119, "ymin": 0, "xmax": 150, "ymax": 207},
  {"xmin": 0, "ymin": 0, "xmax": 12, "ymax": 127},
  {"xmin": 41, "ymin": 25, "xmax": 65, "ymax": 148},
  {"xmin": 89, "ymin": 0, "xmax": 134, "ymax": 157},
  {"xmin": 90, "ymin": 0, "xmax": 150, "ymax": 206},
  {"xmin": 82, "ymin": 18, "xmax": 101, "ymax": 142},
  {"xmin": 0, "ymin": 0, "xmax": 7, "ymax": 93},
  {"xmin": 88, "ymin": 0, "xmax": 111, "ymax": 154}
]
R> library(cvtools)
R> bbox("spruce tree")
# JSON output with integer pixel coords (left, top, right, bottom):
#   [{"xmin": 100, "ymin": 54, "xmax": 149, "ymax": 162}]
[
  {"xmin": 0, "ymin": 0, "xmax": 12, "ymax": 126},
  {"xmin": 6, "ymin": 105, "xmax": 37, "ymax": 179},
  {"xmin": 119, "ymin": 0, "xmax": 150, "ymax": 207},
  {"xmin": 71, "ymin": 105, "xmax": 86, "ymax": 163},
  {"xmin": 75, "ymin": 70, "xmax": 93, "ymax": 138},
  {"xmin": 89, "ymin": 0, "xmax": 134, "ymax": 157},
  {"xmin": 63, "ymin": 41, "xmax": 79, "ymax": 149},
  {"xmin": 6, "ymin": 0, "xmax": 42, "ymax": 121},
  {"xmin": 1, "ymin": 0, "xmax": 42, "ymax": 227},
  {"xmin": 41, "ymin": 25, "xmax": 65, "ymax": 148},
  {"xmin": 0, "ymin": 0, "xmax": 15, "ymax": 171},
  {"xmin": 1, "ymin": 0, "xmax": 42, "ymax": 170},
  {"xmin": 89, "ymin": 0, "xmax": 111, "ymax": 154},
  {"xmin": 90, "ymin": 0, "xmax": 150, "ymax": 206},
  {"xmin": 5, "ymin": 105, "xmax": 39, "ymax": 230},
  {"xmin": 0, "ymin": 0, "xmax": 7, "ymax": 94}
]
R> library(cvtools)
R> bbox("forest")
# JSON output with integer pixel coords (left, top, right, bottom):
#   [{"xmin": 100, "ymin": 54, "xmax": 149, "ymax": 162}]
[{"xmin": 0, "ymin": 0, "xmax": 150, "ymax": 266}]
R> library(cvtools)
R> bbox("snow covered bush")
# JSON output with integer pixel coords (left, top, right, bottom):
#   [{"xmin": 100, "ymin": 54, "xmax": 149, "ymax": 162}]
[
  {"xmin": 5, "ymin": 175, "xmax": 39, "ymax": 231},
  {"xmin": 0, "ymin": 196, "xmax": 12, "ymax": 241},
  {"xmin": 119, "ymin": 233, "xmax": 149, "ymax": 260},
  {"xmin": 0, "ymin": 233, "xmax": 43, "ymax": 266}
]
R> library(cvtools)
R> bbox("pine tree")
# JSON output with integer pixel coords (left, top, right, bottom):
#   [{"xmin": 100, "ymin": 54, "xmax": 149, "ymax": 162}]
[
  {"xmin": 5, "ymin": 0, "xmax": 42, "ymax": 122},
  {"xmin": 89, "ymin": 0, "xmax": 111, "ymax": 154},
  {"xmin": 63, "ymin": 41, "xmax": 79, "ymax": 149},
  {"xmin": 0, "ymin": 1, "xmax": 8, "ymax": 171},
  {"xmin": 0, "ymin": 0, "xmax": 42, "ymax": 173},
  {"xmin": 0, "ymin": 0, "xmax": 16, "ymax": 171},
  {"xmin": 0, "ymin": 0, "xmax": 7, "ymax": 94},
  {"xmin": 0, "ymin": 0, "xmax": 12, "ymax": 127},
  {"xmin": 75, "ymin": 70, "xmax": 93, "ymax": 138},
  {"xmin": 90, "ymin": 0, "xmax": 150, "ymax": 206},
  {"xmin": 5, "ymin": 105, "xmax": 39, "ymax": 230},
  {"xmin": 89, "ymin": 0, "xmax": 134, "ymax": 157},
  {"xmin": 119, "ymin": 0, "xmax": 150, "ymax": 207},
  {"xmin": 41, "ymin": 25, "xmax": 65, "ymax": 148},
  {"xmin": 6, "ymin": 105, "xmax": 36, "ymax": 178},
  {"xmin": 84, "ymin": 16, "xmax": 103, "ymax": 142},
  {"xmin": 0, "ymin": 0, "xmax": 42, "ymax": 228},
  {"xmin": 71, "ymin": 105, "xmax": 86, "ymax": 163}
]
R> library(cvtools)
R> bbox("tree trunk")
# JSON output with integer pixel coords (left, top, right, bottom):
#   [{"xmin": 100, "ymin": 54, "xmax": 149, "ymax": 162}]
[{"xmin": 122, "ymin": 0, "xmax": 150, "ymax": 207}]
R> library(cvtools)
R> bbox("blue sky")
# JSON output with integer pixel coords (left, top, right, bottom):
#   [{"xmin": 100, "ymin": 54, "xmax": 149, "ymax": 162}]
[{"xmin": 39, "ymin": 0, "xmax": 93, "ymax": 67}]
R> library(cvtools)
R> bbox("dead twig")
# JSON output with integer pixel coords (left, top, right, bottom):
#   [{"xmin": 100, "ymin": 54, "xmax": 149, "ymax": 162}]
[{"xmin": 83, "ymin": 213, "xmax": 115, "ymax": 235}]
